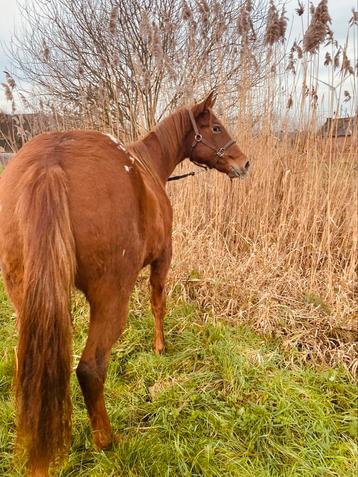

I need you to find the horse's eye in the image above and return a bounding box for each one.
[212,125,222,134]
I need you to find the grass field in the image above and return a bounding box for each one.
[1,279,357,477]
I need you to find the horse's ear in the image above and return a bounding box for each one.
[202,90,217,110]
[193,90,217,116]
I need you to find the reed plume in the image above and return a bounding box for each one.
[42,40,50,62]
[109,6,118,34]
[324,52,332,66]
[182,1,192,21]
[265,1,281,46]
[341,49,354,75]
[343,90,351,102]
[303,0,331,54]
[139,11,152,43]
[334,48,341,69]
[296,1,304,16]
[1,83,13,101]
[278,7,288,40]
[4,71,16,89]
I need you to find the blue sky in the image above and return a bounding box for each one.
[0,0,357,115]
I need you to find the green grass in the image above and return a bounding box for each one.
[0,281,357,477]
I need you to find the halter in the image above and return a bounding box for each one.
[117,109,237,184]
[188,109,236,169]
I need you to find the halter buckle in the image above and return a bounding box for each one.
[194,133,203,142]
[217,147,225,157]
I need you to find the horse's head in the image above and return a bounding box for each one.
[187,92,250,179]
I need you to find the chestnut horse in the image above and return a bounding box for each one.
[0,92,249,476]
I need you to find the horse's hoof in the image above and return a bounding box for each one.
[93,430,113,450]
[94,431,124,450]
[154,345,165,355]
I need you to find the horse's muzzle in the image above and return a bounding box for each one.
[228,160,250,179]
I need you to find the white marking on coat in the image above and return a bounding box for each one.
[104,133,119,144]
[124,165,131,173]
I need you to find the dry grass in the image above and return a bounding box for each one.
[166,133,357,376]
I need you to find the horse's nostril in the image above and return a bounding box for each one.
[244,160,250,170]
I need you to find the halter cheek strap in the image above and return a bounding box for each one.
[188,109,236,169]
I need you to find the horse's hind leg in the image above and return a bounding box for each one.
[150,250,171,354]
[1,264,23,317]
[2,265,24,368]
[76,280,131,449]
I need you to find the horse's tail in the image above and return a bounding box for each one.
[15,162,76,473]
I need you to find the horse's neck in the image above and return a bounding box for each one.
[139,135,181,183]
[130,109,191,183]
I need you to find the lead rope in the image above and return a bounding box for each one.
[168,167,208,182]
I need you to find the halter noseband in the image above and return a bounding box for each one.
[188,109,236,169]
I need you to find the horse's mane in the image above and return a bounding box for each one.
[128,106,192,165]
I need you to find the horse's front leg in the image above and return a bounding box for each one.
[150,248,172,354]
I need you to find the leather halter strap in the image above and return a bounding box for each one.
[188,109,236,169]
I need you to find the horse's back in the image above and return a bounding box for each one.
[0,130,171,292]
[0,130,140,235]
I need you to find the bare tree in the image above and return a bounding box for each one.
[9,0,269,140]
